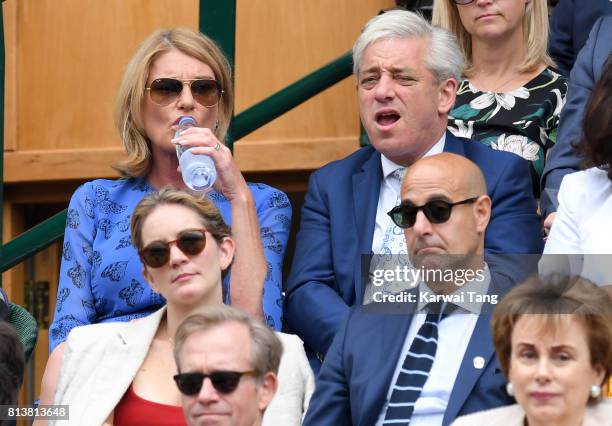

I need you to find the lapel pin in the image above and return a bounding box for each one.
[473,356,485,369]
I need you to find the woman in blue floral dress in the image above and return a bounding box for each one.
[49,28,291,351]
[433,0,567,196]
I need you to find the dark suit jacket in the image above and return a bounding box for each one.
[302,306,514,426]
[548,0,612,76]
[285,132,543,370]
[540,15,612,217]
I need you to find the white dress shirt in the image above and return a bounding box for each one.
[376,267,491,426]
[541,167,612,286]
[371,135,446,255]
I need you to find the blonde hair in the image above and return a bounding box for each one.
[432,0,554,76]
[174,305,283,376]
[114,28,234,178]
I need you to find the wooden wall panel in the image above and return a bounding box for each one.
[5,147,125,182]
[31,241,60,398]
[3,0,17,151]
[2,200,25,301]
[15,0,198,152]
[235,0,394,142]
[4,0,393,181]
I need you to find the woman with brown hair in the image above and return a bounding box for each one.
[453,275,612,425]
[543,58,612,258]
[38,188,313,425]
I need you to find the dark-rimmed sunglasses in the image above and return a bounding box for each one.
[139,228,208,268]
[145,78,223,107]
[387,198,479,229]
[454,0,475,4]
[174,370,257,395]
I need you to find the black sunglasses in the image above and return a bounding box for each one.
[387,197,479,229]
[174,370,257,395]
[145,78,223,108]
[139,228,208,268]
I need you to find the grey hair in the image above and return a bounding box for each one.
[352,9,463,82]
[174,304,283,376]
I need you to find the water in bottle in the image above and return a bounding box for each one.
[174,116,217,192]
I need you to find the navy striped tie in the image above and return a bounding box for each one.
[383,303,448,424]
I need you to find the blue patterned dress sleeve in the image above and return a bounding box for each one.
[51,183,98,350]
[49,179,161,352]
[249,183,292,330]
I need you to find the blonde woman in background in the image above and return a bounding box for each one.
[433,0,566,197]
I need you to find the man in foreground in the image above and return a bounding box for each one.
[173,305,281,426]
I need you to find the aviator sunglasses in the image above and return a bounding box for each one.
[139,228,208,268]
[145,78,223,107]
[387,198,479,229]
[174,371,257,395]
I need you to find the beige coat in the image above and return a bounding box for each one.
[52,307,314,425]
[451,401,612,426]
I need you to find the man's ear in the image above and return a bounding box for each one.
[474,195,492,233]
[438,78,458,115]
[257,372,278,411]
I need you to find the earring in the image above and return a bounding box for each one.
[506,382,514,397]
[590,384,601,399]
[214,120,219,132]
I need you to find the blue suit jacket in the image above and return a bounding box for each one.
[540,15,612,217]
[285,132,543,369]
[302,306,514,426]
[548,0,612,76]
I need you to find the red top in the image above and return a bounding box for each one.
[114,384,187,426]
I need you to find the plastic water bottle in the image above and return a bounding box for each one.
[175,116,217,192]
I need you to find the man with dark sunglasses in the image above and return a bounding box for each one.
[304,153,514,426]
[173,305,313,426]
[173,305,279,426]
[285,9,543,374]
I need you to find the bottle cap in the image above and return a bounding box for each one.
[178,116,197,127]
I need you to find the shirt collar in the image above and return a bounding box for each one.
[380,133,446,179]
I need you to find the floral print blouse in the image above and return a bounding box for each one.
[447,68,567,196]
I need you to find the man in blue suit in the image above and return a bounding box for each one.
[303,153,513,425]
[285,10,542,371]
[541,15,612,230]
[548,0,612,76]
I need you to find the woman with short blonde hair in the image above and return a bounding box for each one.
[113,28,234,178]
[49,28,291,353]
